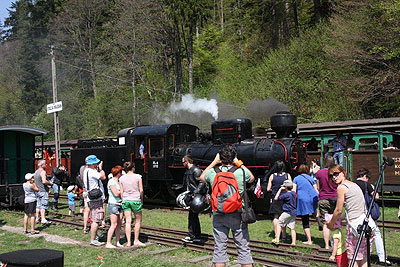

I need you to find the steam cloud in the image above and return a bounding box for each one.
[169,94,219,120]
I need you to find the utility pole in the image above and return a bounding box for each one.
[50,45,61,167]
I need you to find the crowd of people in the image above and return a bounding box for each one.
[22,144,398,267]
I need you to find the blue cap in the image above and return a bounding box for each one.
[86,155,100,165]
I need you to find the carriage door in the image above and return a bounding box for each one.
[133,136,147,187]
[146,136,165,181]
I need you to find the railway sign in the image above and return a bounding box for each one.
[47,101,63,114]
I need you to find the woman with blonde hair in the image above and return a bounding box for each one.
[327,165,376,267]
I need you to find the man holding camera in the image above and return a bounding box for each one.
[51,165,69,211]
[83,155,106,246]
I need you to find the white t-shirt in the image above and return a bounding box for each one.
[84,168,104,201]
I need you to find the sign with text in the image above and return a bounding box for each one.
[47,101,63,114]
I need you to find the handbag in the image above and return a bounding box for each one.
[241,168,257,224]
[86,171,103,200]
[363,181,381,220]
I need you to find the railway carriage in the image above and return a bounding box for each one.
[0,126,47,207]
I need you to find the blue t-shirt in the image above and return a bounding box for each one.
[331,136,347,152]
[67,192,76,205]
[278,191,297,216]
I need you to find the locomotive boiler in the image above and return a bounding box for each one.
[70,111,307,205]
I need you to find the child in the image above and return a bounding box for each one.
[23,173,39,235]
[67,185,77,215]
[326,213,348,267]
[272,180,297,245]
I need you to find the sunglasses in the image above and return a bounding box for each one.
[329,171,341,179]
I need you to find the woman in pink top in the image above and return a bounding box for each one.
[120,162,146,247]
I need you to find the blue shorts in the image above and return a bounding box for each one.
[36,191,49,210]
[108,203,123,215]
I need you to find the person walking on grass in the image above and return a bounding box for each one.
[272,179,296,246]
[23,173,39,235]
[106,165,124,249]
[120,162,146,248]
[266,160,291,242]
[293,164,319,245]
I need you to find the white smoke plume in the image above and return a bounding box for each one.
[169,94,219,120]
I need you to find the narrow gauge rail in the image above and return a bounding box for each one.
[8,210,398,265]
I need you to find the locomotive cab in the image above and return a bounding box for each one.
[130,124,198,200]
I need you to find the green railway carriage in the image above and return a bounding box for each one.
[0,126,47,207]
[289,117,400,192]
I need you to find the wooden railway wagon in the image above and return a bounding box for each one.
[0,126,47,207]
[291,117,400,192]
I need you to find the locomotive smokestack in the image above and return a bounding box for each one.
[270,111,297,138]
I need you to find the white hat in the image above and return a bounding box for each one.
[67,185,75,192]
[25,173,34,180]
[108,173,113,179]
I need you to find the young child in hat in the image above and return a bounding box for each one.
[273,179,297,245]
[67,185,77,216]
[23,173,39,235]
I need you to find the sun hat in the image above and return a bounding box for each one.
[86,155,100,165]
[67,185,75,192]
[25,173,34,180]
[282,180,293,187]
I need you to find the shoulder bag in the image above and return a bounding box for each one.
[86,170,103,200]
[363,181,380,221]
[241,168,257,224]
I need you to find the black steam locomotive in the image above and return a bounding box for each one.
[70,111,307,205]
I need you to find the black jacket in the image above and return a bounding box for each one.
[52,167,69,185]
[183,165,202,193]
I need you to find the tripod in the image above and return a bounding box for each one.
[350,158,391,267]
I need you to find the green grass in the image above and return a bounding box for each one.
[1,200,399,266]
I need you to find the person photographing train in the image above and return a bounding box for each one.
[181,155,203,243]
[200,144,255,267]
[51,165,69,211]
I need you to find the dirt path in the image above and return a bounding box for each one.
[0,224,85,245]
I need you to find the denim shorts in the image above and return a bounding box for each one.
[36,191,49,210]
[108,203,123,215]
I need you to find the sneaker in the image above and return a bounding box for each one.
[379,260,391,265]
[105,243,116,249]
[41,220,51,225]
[116,242,124,248]
[181,236,193,243]
[192,238,202,244]
[90,240,105,247]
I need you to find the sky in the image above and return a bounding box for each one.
[0,0,14,26]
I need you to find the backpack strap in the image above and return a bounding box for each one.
[214,167,221,173]
[229,166,238,173]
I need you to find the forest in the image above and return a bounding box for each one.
[0,0,399,140]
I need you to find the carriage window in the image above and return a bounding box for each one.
[168,134,175,150]
[149,137,164,158]
[358,137,388,151]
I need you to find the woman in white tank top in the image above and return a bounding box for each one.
[327,165,375,267]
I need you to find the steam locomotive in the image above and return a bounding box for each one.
[70,111,307,206]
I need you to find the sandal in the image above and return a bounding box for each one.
[83,229,89,234]
[30,230,40,235]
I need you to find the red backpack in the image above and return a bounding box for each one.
[211,166,242,213]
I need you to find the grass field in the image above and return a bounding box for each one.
[0,199,399,266]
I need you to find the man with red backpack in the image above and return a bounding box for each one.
[200,144,255,267]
